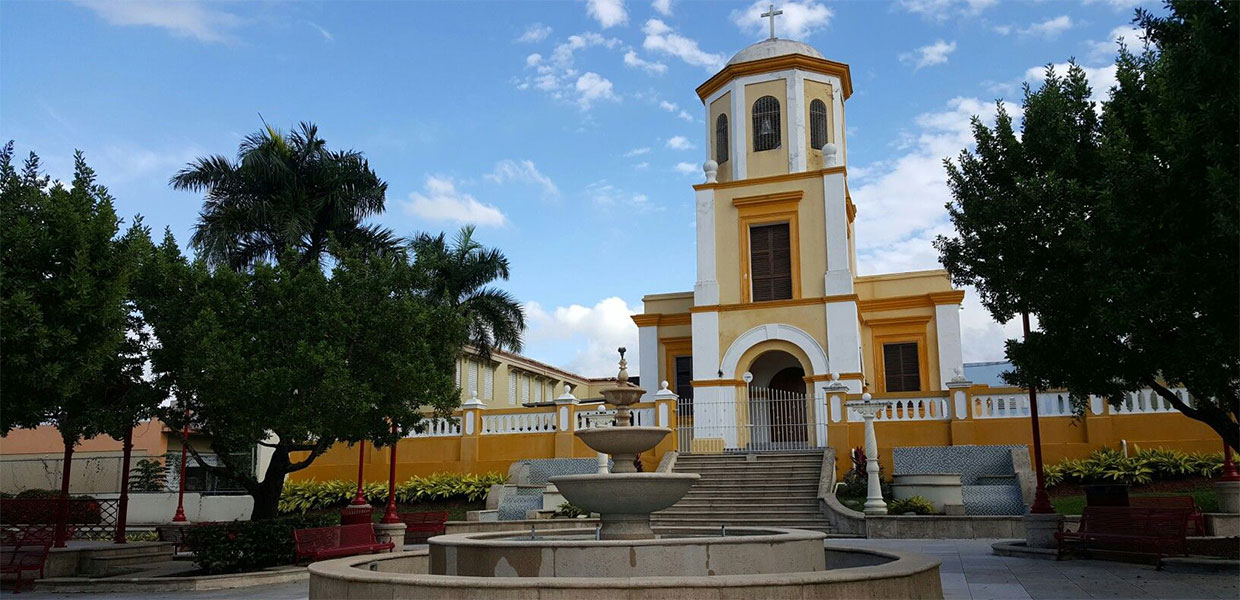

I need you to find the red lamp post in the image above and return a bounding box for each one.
[114,428,134,543]
[172,406,190,522]
[381,423,400,524]
[351,442,368,506]
[1023,313,1055,514]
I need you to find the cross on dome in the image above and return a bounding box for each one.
[760,4,783,40]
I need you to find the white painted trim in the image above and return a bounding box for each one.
[729,82,746,180]
[694,188,717,306]
[822,170,853,295]
[788,72,806,173]
[934,303,964,391]
[825,299,862,382]
[719,323,828,378]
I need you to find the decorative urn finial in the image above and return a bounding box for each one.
[616,347,629,385]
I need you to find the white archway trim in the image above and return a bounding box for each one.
[719,323,829,378]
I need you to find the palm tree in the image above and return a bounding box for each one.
[411,226,525,359]
[170,121,399,270]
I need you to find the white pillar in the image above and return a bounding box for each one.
[638,325,659,401]
[694,187,718,306]
[847,394,890,515]
[934,302,965,391]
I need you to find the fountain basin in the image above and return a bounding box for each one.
[573,426,670,458]
[549,472,699,539]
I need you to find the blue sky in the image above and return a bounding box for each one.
[1,0,1153,376]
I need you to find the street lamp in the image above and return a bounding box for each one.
[172,405,190,523]
[381,422,401,524]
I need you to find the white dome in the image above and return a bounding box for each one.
[726,38,824,66]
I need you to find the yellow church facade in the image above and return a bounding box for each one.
[632,38,966,452]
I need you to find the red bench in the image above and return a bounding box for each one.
[1128,496,1205,536]
[1,539,52,593]
[1056,506,1191,567]
[293,523,393,563]
[397,511,448,543]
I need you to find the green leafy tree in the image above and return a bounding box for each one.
[135,236,467,519]
[0,143,144,543]
[170,121,399,270]
[129,458,168,492]
[411,226,525,360]
[937,0,1239,450]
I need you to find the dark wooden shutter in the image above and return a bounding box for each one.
[883,343,921,392]
[750,223,792,302]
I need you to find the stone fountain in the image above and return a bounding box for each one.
[548,348,700,540]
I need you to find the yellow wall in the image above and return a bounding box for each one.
[710,92,732,183]
[744,79,789,178]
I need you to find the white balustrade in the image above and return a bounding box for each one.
[576,407,657,429]
[407,417,461,438]
[847,396,950,422]
[1109,387,1186,415]
[481,411,557,434]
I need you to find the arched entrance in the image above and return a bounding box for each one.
[745,350,809,450]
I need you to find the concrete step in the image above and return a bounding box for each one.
[689,478,820,487]
[80,548,178,577]
[675,458,822,467]
[675,465,822,473]
[652,519,836,532]
[674,497,818,505]
[672,503,819,511]
[657,508,824,517]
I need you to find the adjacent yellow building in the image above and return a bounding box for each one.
[633,37,965,452]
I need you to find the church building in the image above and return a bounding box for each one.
[632,35,966,452]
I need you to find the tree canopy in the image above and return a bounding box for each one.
[936,0,1238,449]
[170,121,399,270]
[135,237,468,518]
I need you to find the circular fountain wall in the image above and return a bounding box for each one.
[429,527,827,577]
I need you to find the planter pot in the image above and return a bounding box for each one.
[1083,483,1130,507]
[891,473,963,514]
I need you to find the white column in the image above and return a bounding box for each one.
[822,168,852,295]
[730,82,746,180]
[825,300,862,393]
[847,394,889,515]
[934,302,965,391]
[787,73,806,173]
[638,325,659,401]
[694,187,718,306]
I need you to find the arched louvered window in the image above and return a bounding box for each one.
[715,114,729,164]
[810,99,829,150]
[752,96,781,152]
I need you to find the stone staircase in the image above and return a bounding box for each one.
[653,451,839,534]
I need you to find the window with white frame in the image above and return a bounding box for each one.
[508,372,517,405]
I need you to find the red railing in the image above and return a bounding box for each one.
[0,498,119,541]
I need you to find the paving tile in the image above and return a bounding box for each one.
[1022,582,1093,599]
[968,583,1033,600]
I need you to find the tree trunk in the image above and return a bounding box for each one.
[54,437,75,548]
[114,428,133,543]
[1148,381,1239,452]
[249,447,292,520]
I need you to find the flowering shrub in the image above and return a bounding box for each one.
[183,513,338,573]
[887,496,937,515]
[278,472,505,514]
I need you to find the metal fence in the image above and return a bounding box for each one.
[0,498,119,541]
[676,386,817,453]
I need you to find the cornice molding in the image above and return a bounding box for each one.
[693,166,846,191]
[697,54,854,102]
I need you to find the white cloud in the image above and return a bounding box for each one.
[899,40,957,70]
[485,159,559,196]
[673,161,697,174]
[1087,25,1145,63]
[403,175,507,227]
[574,72,619,109]
[624,147,651,157]
[633,161,649,170]
[71,0,241,43]
[642,19,725,71]
[898,0,996,21]
[517,23,552,43]
[585,180,661,212]
[525,53,542,67]
[94,143,204,184]
[666,135,694,150]
[652,0,673,17]
[552,32,623,67]
[1083,0,1142,10]
[586,0,628,29]
[731,1,832,40]
[624,50,667,75]
[655,100,695,122]
[524,297,641,377]
[1019,15,1073,38]
[307,21,333,42]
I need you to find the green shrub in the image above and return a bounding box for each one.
[887,496,936,515]
[183,513,339,574]
[278,472,506,514]
[554,502,585,518]
[1045,448,1223,487]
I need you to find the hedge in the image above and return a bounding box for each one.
[183,513,338,574]
[1044,447,1223,487]
[278,472,505,514]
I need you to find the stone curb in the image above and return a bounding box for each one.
[37,565,307,593]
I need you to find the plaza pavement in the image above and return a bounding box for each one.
[14,539,1238,600]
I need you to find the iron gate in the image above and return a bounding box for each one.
[676,385,819,453]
